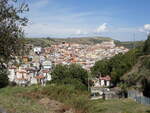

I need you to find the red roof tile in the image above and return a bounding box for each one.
[42,70,49,73]
[35,75,45,79]
[100,76,111,81]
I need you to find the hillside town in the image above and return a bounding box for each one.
[8,40,129,86]
[2,0,150,112]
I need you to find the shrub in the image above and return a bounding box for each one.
[0,68,9,88]
[61,78,87,91]
[40,84,90,113]
[9,81,17,86]
[70,95,90,113]
[143,35,150,55]
[51,63,88,90]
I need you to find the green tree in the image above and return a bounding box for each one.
[0,0,28,64]
[91,49,139,85]
[91,59,110,76]
[51,64,88,90]
[51,64,69,82]
[142,77,150,97]
[68,64,88,85]
[143,34,150,55]
[0,0,28,88]
[0,67,9,88]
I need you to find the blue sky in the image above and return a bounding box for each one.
[23,0,150,41]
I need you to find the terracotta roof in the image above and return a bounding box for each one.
[17,78,27,80]
[9,66,17,69]
[17,70,27,73]
[26,68,36,71]
[100,76,111,81]
[35,75,45,79]
[42,70,49,73]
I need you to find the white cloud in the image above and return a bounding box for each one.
[138,24,150,34]
[75,30,88,35]
[76,30,81,35]
[96,23,108,33]
[144,24,150,31]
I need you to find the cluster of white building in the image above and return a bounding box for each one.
[8,56,52,86]
[46,40,129,70]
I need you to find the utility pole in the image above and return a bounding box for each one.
[88,71,90,92]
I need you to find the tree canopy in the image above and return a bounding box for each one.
[0,0,28,64]
[51,64,88,90]
[143,34,150,55]
[0,0,28,88]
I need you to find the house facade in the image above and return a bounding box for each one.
[93,75,111,88]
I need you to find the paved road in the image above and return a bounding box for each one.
[0,107,7,113]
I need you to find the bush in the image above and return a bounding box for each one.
[61,78,87,90]
[0,68,9,88]
[51,63,88,90]
[142,57,150,69]
[70,95,90,113]
[143,35,150,55]
[41,85,76,102]
[39,84,90,113]
[9,81,17,86]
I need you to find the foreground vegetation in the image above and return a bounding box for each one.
[0,85,150,113]
[51,64,88,91]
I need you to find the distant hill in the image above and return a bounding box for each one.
[25,36,113,47]
[54,36,113,44]
[25,37,144,49]
[115,41,144,49]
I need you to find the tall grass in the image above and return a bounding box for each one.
[35,84,91,113]
[0,85,150,113]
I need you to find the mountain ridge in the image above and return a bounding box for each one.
[25,36,144,49]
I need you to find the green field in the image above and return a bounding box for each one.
[0,85,149,113]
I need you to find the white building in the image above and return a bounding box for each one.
[101,40,116,48]
[42,70,52,81]
[42,61,52,69]
[99,76,111,87]
[33,47,42,54]
[8,66,17,82]
[93,75,111,87]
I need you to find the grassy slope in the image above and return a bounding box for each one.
[0,87,46,113]
[91,99,150,113]
[0,85,150,113]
